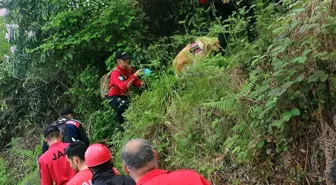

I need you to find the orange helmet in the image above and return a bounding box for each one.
[85,143,112,167]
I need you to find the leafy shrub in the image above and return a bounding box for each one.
[2,134,42,184]
[2,0,336,184]
[0,157,8,184]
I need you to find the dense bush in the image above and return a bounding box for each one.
[1,0,336,184]
[112,0,336,184]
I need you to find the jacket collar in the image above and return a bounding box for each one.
[49,141,62,148]
[137,169,169,185]
[92,168,115,183]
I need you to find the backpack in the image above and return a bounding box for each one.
[51,117,74,143]
[100,71,112,99]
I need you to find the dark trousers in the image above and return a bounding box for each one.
[206,0,257,53]
[108,95,129,124]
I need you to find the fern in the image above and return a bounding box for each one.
[202,95,236,112]
[237,75,258,99]
[202,75,258,112]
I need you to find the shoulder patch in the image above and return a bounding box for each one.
[66,120,80,128]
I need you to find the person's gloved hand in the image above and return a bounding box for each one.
[134,69,144,77]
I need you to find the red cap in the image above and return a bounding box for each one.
[85,143,112,167]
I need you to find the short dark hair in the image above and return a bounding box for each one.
[61,107,74,116]
[121,139,155,170]
[65,141,88,161]
[45,131,60,140]
[43,125,60,138]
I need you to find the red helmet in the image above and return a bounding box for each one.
[85,143,112,167]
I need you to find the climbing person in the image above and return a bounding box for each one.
[42,107,90,154]
[38,125,76,185]
[84,143,135,185]
[107,50,145,124]
[65,141,92,185]
[121,139,211,185]
[58,107,90,145]
[199,0,257,52]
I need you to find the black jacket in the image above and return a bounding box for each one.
[92,169,135,185]
[41,118,90,154]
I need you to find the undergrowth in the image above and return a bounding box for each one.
[111,0,336,184]
[2,0,336,184]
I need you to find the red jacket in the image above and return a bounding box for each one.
[67,168,92,185]
[38,142,76,185]
[107,65,142,97]
[66,167,120,185]
[137,169,211,185]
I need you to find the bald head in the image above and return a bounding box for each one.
[121,139,155,171]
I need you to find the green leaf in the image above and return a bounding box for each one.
[224,138,235,148]
[282,81,293,91]
[299,23,319,33]
[291,56,307,64]
[271,58,282,69]
[291,8,305,13]
[290,20,299,29]
[265,97,278,108]
[281,111,292,121]
[295,74,305,82]
[272,119,284,128]
[257,140,265,149]
[272,27,284,34]
[284,37,293,46]
[239,8,245,14]
[232,146,241,153]
[271,45,286,56]
[303,49,312,56]
[211,119,218,128]
[268,87,282,97]
[290,108,300,116]
[309,12,323,23]
[105,35,112,42]
[308,70,329,83]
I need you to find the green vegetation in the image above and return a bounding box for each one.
[0,18,9,58]
[1,0,336,184]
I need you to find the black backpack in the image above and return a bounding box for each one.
[51,117,75,143]
[41,117,80,154]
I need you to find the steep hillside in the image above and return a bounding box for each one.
[113,0,336,184]
[1,0,336,184]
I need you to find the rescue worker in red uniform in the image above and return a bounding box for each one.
[84,143,135,185]
[65,141,93,185]
[38,125,76,185]
[107,50,144,124]
[121,139,211,185]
